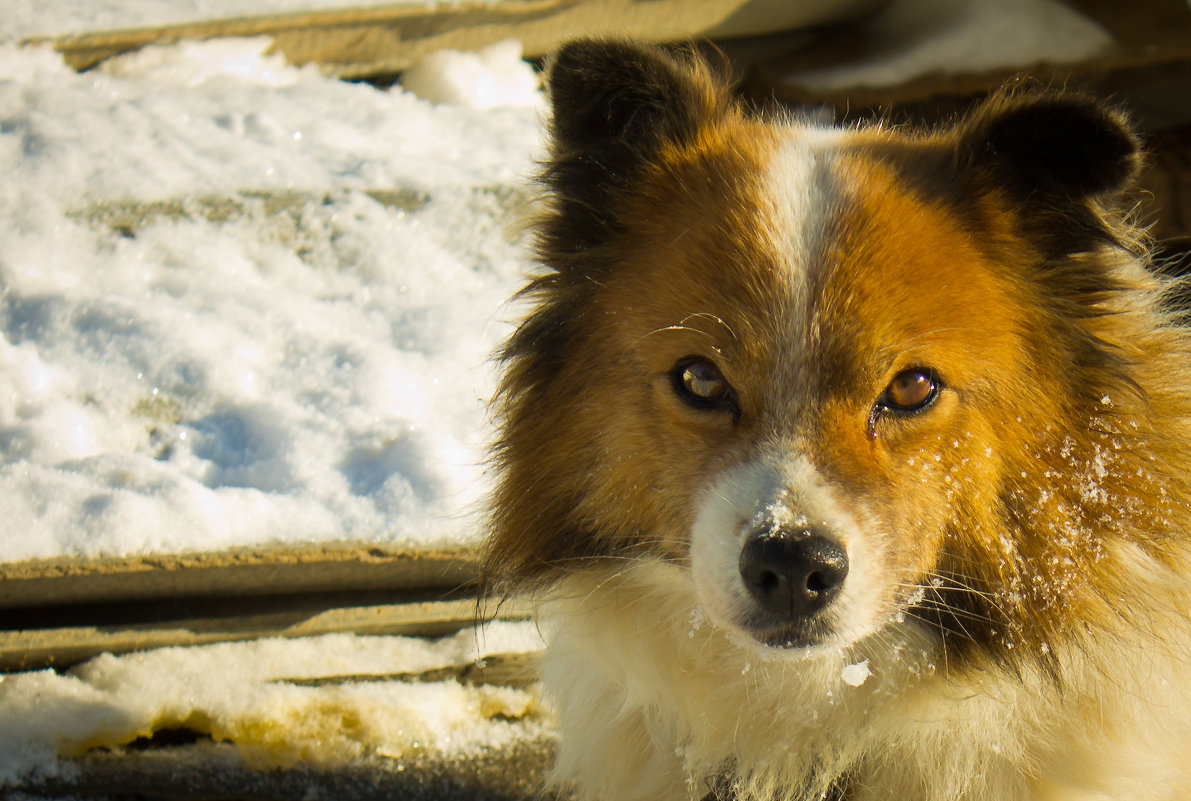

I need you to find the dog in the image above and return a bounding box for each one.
[485,39,1191,800]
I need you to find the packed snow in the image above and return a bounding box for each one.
[1,27,546,792]
[0,37,543,562]
[0,622,548,785]
[402,40,545,110]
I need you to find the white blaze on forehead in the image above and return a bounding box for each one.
[760,125,848,296]
[751,124,849,399]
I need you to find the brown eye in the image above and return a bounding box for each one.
[673,357,733,410]
[882,368,939,412]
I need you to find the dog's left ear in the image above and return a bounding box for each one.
[957,88,1141,216]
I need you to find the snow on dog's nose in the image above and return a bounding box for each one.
[690,457,889,652]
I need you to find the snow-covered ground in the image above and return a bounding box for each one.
[0,35,551,785]
[0,27,544,792]
[0,37,543,562]
[1,620,549,785]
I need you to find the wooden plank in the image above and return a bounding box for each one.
[0,543,479,610]
[275,649,542,688]
[1147,126,1191,250]
[748,50,1191,121]
[0,595,533,671]
[18,737,560,801]
[33,0,880,79]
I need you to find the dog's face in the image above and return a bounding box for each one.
[489,41,1151,664]
[579,133,1037,651]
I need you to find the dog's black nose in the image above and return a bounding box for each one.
[738,529,849,619]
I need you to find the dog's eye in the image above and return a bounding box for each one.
[882,368,939,412]
[673,357,732,408]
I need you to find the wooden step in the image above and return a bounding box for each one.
[0,594,532,671]
[743,0,1191,131]
[0,543,510,671]
[0,543,478,609]
[70,188,430,236]
[17,736,560,801]
[30,0,879,79]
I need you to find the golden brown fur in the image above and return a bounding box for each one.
[486,40,1191,800]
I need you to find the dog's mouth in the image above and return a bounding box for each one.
[741,614,835,650]
[756,628,819,649]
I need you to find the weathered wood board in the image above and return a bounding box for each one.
[0,543,479,609]
[72,188,430,236]
[34,0,881,79]
[744,0,1191,129]
[0,542,510,670]
[18,737,564,801]
[1,595,535,672]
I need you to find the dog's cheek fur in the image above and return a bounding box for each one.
[488,69,790,588]
[819,115,1191,671]
[482,44,721,587]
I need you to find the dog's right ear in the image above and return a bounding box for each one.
[548,39,725,162]
[542,39,730,251]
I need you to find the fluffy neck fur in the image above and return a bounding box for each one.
[540,551,1191,801]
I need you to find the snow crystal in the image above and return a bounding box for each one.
[904,584,926,608]
[688,605,708,638]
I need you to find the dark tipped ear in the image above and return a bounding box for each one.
[959,88,1141,204]
[547,38,725,160]
[540,39,731,254]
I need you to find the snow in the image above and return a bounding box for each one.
[782,0,1112,92]
[0,36,543,561]
[0,622,548,785]
[840,659,871,687]
[0,36,551,782]
[402,40,544,110]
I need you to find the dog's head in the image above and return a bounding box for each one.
[488,40,1175,666]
